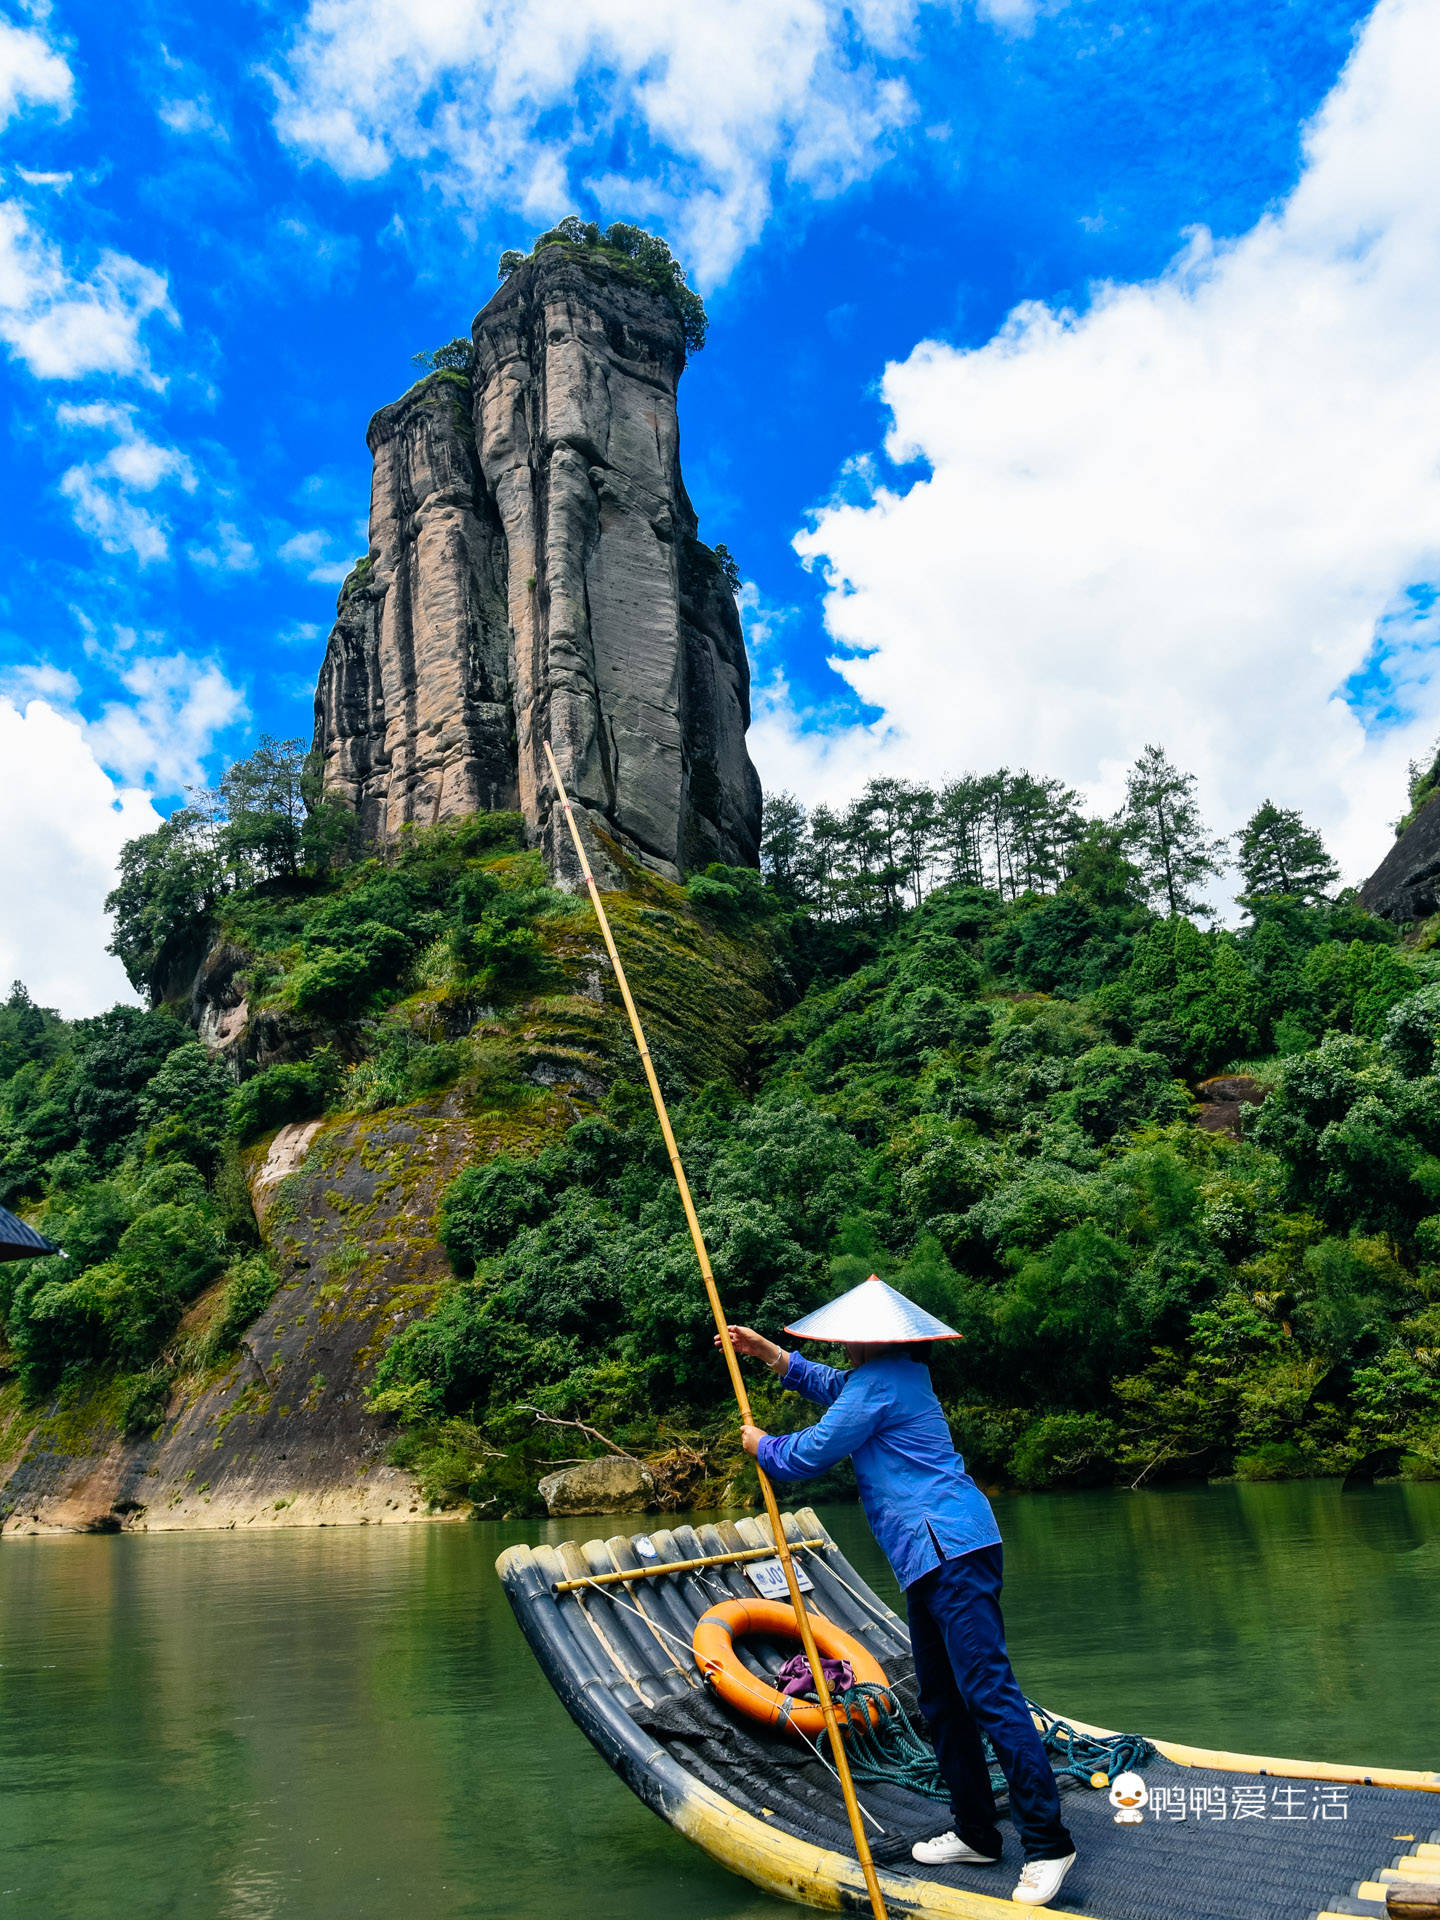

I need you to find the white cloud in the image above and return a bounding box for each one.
[774,0,1440,889]
[0,19,72,130]
[157,95,228,140]
[0,198,177,381]
[269,0,955,280]
[279,525,349,581]
[1,660,80,704]
[189,520,256,572]
[55,403,196,562]
[0,698,158,1016]
[84,652,248,791]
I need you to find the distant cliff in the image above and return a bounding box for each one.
[312,246,762,882]
[1362,797,1440,928]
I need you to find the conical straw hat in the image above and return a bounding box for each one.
[785,1274,959,1343]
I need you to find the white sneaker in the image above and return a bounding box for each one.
[1011,1853,1076,1907]
[910,1830,1000,1866]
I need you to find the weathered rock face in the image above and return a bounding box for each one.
[0,1102,492,1535]
[1195,1074,1265,1139]
[313,376,517,842]
[312,248,762,880]
[1361,792,1440,924]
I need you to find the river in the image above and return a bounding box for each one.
[0,1480,1435,1919]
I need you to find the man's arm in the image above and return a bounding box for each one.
[717,1325,849,1408]
[778,1350,848,1408]
[757,1375,885,1483]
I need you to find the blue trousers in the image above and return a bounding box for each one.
[907,1545,1073,1863]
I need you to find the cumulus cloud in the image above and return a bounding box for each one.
[0,638,246,1009]
[0,198,177,382]
[771,0,1440,887]
[189,520,256,572]
[0,18,72,129]
[268,0,954,280]
[0,698,159,1016]
[55,402,196,562]
[156,94,228,141]
[83,651,248,792]
[278,525,349,582]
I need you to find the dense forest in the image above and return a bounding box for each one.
[2,737,1439,1511]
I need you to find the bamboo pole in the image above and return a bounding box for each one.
[543,743,890,1920]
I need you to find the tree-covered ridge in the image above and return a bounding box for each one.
[497,215,708,353]
[374,869,1440,1503]
[0,809,599,1428]
[757,744,1349,926]
[5,733,1440,1513]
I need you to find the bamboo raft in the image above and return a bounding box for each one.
[498,1507,1440,1920]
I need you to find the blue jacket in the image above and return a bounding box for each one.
[757,1350,1001,1591]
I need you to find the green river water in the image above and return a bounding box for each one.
[0,1480,1435,1920]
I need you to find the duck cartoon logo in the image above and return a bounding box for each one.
[1109,1772,1149,1824]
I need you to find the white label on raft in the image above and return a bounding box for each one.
[745,1557,813,1599]
[634,1536,658,1560]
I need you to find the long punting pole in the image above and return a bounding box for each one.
[543,744,890,1920]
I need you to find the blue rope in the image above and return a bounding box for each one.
[830,1681,1151,1801]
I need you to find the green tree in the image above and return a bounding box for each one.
[0,982,65,1080]
[411,336,473,376]
[218,734,308,882]
[105,808,225,997]
[712,543,741,593]
[760,792,810,900]
[1235,799,1339,907]
[1117,745,1227,918]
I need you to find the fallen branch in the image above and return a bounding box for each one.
[1130,1441,1174,1490]
[519,1405,637,1459]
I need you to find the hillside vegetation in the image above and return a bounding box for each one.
[3,740,1439,1515]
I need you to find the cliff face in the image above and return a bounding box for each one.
[0,856,779,1535]
[312,249,762,880]
[313,376,517,839]
[1361,792,1440,924]
[0,1107,479,1535]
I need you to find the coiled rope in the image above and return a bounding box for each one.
[831,1681,1151,1800]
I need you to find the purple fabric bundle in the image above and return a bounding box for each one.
[776,1653,854,1698]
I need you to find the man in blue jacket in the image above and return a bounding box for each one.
[722,1274,1076,1909]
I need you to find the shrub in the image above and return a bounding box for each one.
[1009,1412,1117,1489]
[1064,1046,1190,1143]
[227,1050,343,1144]
[1232,1440,1309,1481]
[441,1156,553,1272]
[190,1255,278,1367]
[119,1367,173,1437]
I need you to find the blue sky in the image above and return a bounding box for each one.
[2,0,1437,1011]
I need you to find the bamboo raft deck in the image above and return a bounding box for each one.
[497,1507,1440,1920]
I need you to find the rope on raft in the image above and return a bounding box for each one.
[830,1681,1152,1800]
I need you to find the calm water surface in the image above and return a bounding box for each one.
[0,1481,1435,1920]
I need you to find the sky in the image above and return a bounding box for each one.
[1,0,1438,1014]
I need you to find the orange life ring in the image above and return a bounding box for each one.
[691,1598,889,1738]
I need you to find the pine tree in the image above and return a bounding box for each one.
[1234,799,1339,906]
[1117,744,1227,918]
[759,792,809,899]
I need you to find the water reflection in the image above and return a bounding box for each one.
[0,1481,1432,1920]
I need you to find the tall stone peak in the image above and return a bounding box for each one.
[312,245,762,881]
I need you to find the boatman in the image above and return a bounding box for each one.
[720,1274,1077,1909]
